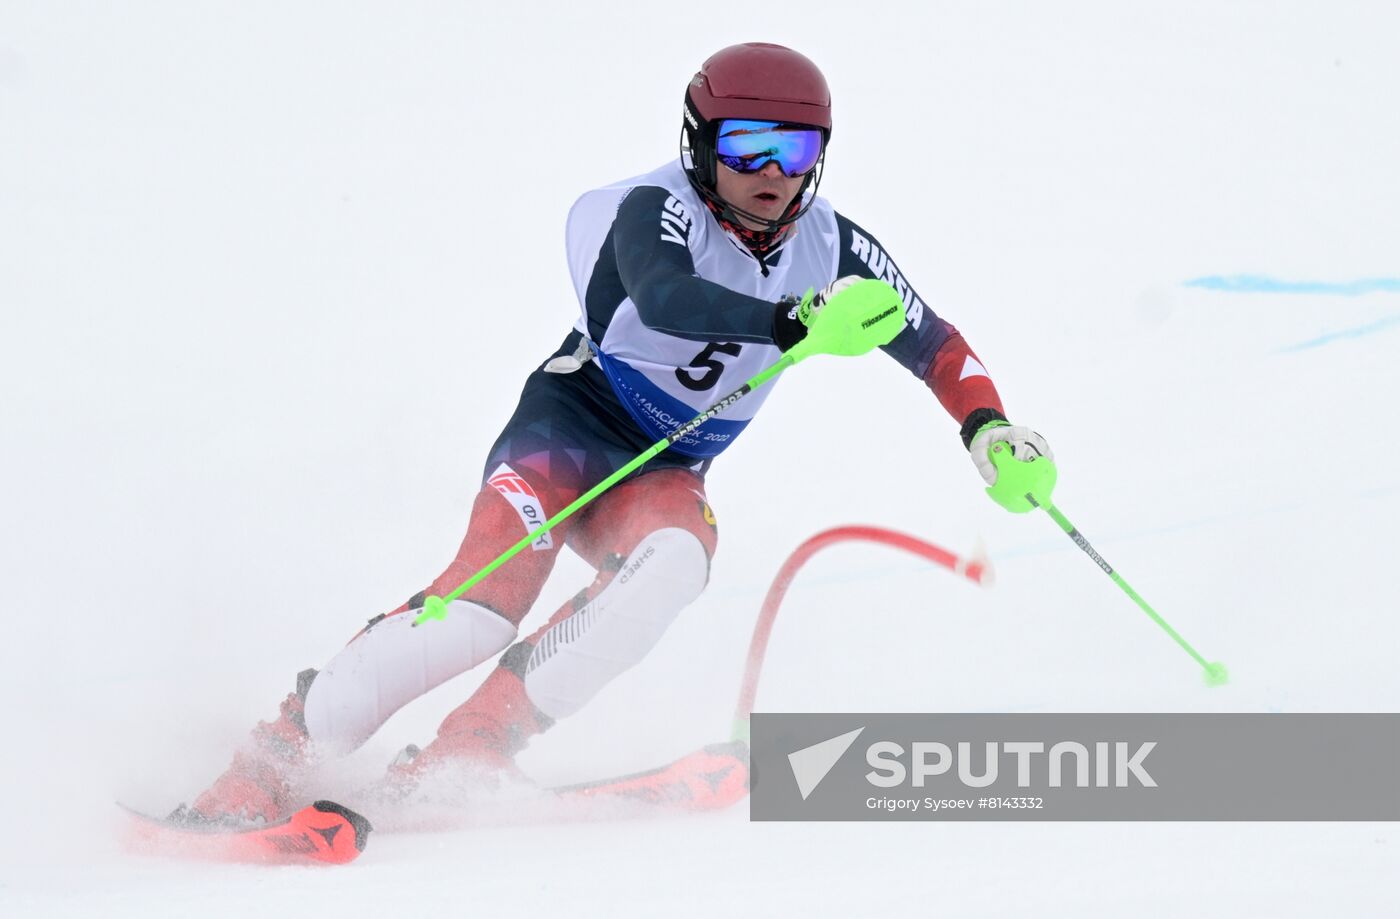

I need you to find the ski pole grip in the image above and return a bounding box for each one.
[786,278,905,362]
[987,442,1057,513]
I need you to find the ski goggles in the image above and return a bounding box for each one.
[714,119,824,177]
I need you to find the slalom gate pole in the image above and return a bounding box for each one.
[1026,495,1229,687]
[730,526,991,743]
[414,279,909,626]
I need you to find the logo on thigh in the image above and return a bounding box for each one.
[687,488,717,529]
[488,463,554,551]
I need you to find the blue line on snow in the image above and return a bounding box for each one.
[1279,314,1400,352]
[1184,275,1400,296]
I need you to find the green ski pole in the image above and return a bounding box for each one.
[414,279,908,627]
[987,443,1228,686]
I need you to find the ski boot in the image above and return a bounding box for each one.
[178,668,318,827]
[383,649,552,799]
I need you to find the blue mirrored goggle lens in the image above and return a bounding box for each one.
[715,120,824,177]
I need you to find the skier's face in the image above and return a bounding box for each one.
[714,159,805,231]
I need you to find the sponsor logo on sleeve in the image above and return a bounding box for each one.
[660,195,694,247]
[487,463,553,551]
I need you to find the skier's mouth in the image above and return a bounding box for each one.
[754,192,781,204]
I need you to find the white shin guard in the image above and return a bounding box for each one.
[303,600,517,754]
[524,527,709,721]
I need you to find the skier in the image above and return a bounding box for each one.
[187,41,1054,824]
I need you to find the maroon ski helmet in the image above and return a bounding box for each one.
[687,42,831,132]
[682,42,832,225]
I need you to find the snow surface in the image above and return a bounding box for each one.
[2,1,1398,916]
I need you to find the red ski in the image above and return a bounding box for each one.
[552,740,749,811]
[122,800,372,865]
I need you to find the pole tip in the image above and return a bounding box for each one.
[1203,661,1229,687]
[412,595,449,627]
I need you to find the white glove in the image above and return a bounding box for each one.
[802,274,862,324]
[969,423,1054,486]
